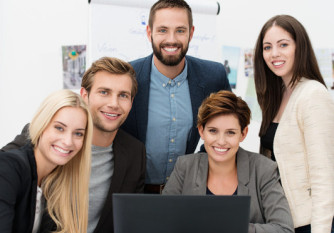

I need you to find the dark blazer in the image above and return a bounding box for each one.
[122,54,231,154]
[163,147,294,233]
[1,125,146,233]
[0,143,38,233]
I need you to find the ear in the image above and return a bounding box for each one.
[189,26,195,42]
[198,125,204,139]
[80,87,89,104]
[240,126,248,142]
[147,25,152,42]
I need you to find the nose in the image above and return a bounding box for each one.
[62,132,74,147]
[166,31,177,43]
[271,46,280,58]
[107,94,119,109]
[217,133,226,145]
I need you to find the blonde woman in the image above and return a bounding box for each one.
[0,89,93,233]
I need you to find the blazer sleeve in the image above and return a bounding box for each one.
[250,160,294,233]
[162,157,186,195]
[134,144,146,193]
[300,87,334,233]
[1,123,30,152]
[0,153,22,232]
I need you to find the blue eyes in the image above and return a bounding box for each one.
[55,126,84,137]
[55,126,64,132]
[263,43,288,51]
[75,132,84,137]
[99,90,129,99]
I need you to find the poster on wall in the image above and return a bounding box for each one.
[221,46,240,89]
[243,49,262,122]
[62,45,86,89]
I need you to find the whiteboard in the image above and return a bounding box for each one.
[88,0,221,64]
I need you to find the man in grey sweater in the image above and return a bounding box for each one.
[1,57,146,233]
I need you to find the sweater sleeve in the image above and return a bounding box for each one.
[300,86,334,233]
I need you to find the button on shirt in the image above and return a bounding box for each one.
[145,59,193,184]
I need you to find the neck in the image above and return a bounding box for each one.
[92,127,117,147]
[281,75,294,90]
[153,56,185,79]
[34,148,55,186]
[208,157,237,177]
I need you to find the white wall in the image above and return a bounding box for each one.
[1,0,334,151]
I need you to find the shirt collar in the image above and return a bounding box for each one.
[151,58,188,88]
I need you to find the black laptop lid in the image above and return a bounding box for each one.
[113,193,250,233]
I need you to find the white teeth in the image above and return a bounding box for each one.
[105,113,118,117]
[164,47,177,52]
[273,61,284,66]
[214,147,228,152]
[54,146,70,154]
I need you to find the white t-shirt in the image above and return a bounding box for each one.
[32,186,44,233]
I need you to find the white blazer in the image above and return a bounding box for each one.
[274,78,334,233]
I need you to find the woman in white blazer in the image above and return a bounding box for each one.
[163,90,294,233]
[254,14,334,233]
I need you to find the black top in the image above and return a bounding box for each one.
[206,186,238,196]
[261,122,278,161]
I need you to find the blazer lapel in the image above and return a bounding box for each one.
[236,147,250,195]
[132,55,152,143]
[187,56,205,129]
[194,153,208,195]
[93,130,128,232]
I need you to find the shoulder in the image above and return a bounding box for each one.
[0,144,33,167]
[239,147,277,175]
[186,55,224,71]
[176,153,207,167]
[115,129,144,146]
[129,55,152,70]
[296,78,328,97]
[114,129,145,155]
[0,144,35,181]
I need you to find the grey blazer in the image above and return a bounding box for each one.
[163,147,294,233]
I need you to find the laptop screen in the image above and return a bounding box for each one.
[113,193,250,233]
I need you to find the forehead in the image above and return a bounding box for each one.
[263,26,293,42]
[206,114,240,129]
[91,71,132,92]
[52,106,87,128]
[153,7,190,28]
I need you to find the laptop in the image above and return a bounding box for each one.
[113,193,250,233]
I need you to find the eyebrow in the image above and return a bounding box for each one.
[97,87,131,95]
[54,121,86,131]
[263,38,291,45]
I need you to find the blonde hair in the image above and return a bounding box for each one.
[29,89,93,233]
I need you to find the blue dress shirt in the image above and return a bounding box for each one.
[145,59,192,184]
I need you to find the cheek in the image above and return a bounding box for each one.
[74,138,84,151]
[263,52,270,64]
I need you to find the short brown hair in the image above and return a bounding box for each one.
[149,0,193,29]
[81,57,138,99]
[197,90,251,131]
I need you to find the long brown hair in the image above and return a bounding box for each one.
[254,14,325,136]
